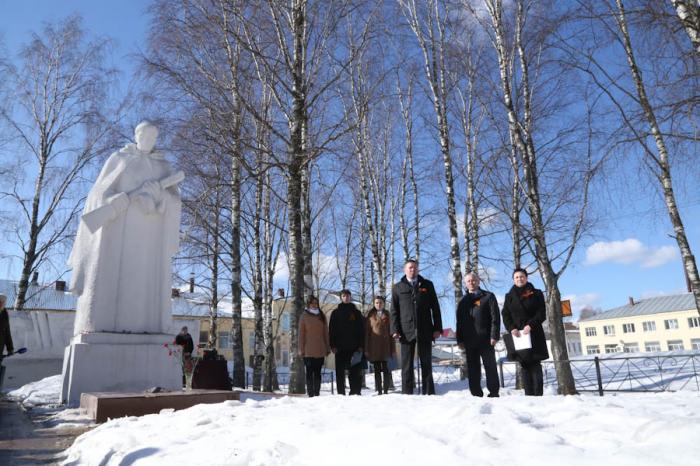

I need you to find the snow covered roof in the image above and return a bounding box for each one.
[155,292,258,318]
[579,293,697,322]
[0,279,75,311]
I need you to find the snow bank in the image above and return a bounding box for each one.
[7,374,62,407]
[63,390,700,466]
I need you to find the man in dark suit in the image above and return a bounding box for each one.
[456,273,500,397]
[390,259,442,395]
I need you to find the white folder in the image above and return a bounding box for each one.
[513,332,532,351]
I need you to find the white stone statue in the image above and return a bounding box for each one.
[69,121,183,335]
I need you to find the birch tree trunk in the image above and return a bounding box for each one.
[252,159,266,391]
[402,0,462,304]
[484,0,579,394]
[230,151,246,388]
[670,0,700,52]
[263,169,282,392]
[301,163,315,298]
[616,0,700,314]
[208,185,222,349]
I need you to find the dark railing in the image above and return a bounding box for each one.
[497,353,700,395]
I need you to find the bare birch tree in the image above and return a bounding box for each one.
[474,0,602,394]
[236,0,366,393]
[0,17,118,310]
[401,0,463,305]
[397,76,422,264]
[567,0,700,314]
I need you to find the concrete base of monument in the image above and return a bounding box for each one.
[60,332,182,407]
[81,390,240,423]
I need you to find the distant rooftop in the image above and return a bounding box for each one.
[0,279,75,311]
[579,293,697,322]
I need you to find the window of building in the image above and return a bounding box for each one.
[199,330,208,344]
[623,343,639,353]
[645,341,661,352]
[282,350,290,367]
[218,331,231,349]
[643,321,656,332]
[586,345,600,355]
[688,317,700,329]
[664,319,679,330]
[691,339,700,350]
[667,340,684,351]
[603,325,615,336]
[605,344,620,354]
[585,327,597,337]
[568,342,581,355]
[281,313,290,332]
[622,323,635,334]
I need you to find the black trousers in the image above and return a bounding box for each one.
[521,361,543,396]
[335,350,362,395]
[304,357,324,397]
[465,345,499,397]
[400,339,435,395]
[372,361,390,394]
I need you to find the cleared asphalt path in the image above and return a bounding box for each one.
[0,399,90,465]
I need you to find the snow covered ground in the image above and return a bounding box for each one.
[5,369,700,465]
[62,389,700,466]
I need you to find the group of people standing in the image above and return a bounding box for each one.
[298,259,548,398]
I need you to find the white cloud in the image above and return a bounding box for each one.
[274,251,342,289]
[273,253,290,282]
[584,239,678,268]
[457,207,501,237]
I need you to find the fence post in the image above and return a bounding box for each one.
[498,360,505,388]
[331,371,335,395]
[594,357,604,396]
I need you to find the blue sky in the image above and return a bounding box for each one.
[1,1,698,329]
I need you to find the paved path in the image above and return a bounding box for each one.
[0,399,90,465]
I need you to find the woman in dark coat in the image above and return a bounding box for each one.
[501,268,548,396]
[329,289,365,395]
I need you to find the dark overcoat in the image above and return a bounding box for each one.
[390,275,442,343]
[501,283,549,362]
[456,289,500,349]
[329,303,365,351]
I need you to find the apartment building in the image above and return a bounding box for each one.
[579,293,700,355]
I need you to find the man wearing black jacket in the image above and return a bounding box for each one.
[390,259,442,395]
[456,273,500,397]
[329,290,365,395]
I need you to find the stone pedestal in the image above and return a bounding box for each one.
[61,332,181,407]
